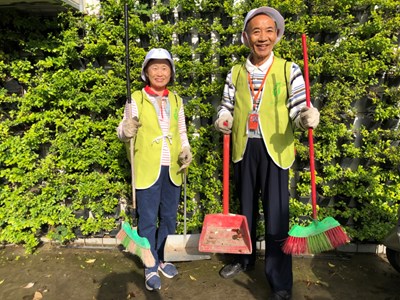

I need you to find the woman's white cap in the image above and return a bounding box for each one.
[141,48,175,82]
[241,6,285,47]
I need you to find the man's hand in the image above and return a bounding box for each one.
[300,107,320,129]
[179,146,192,170]
[121,116,141,139]
[214,113,233,134]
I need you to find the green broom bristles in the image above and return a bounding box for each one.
[306,231,333,254]
[282,217,350,255]
[116,221,155,267]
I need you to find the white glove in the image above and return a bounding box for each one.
[179,146,192,170]
[300,107,320,129]
[214,113,233,134]
[121,116,141,139]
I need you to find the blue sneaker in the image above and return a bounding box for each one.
[144,268,161,291]
[158,262,178,278]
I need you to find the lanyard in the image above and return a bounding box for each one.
[248,58,274,111]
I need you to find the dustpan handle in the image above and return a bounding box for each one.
[183,169,187,236]
[302,34,317,220]
[223,134,230,215]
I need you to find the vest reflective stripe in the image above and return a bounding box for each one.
[131,90,182,189]
[231,58,295,169]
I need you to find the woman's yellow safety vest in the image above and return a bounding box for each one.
[129,90,183,189]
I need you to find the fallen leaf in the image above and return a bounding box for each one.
[328,262,335,268]
[189,275,197,281]
[0,279,4,285]
[33,291,43,300]
[23,282,35,288]
[85,259,96,264]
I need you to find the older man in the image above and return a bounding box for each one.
[214,7,320,300]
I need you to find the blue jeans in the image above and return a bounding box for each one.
[136,166,181,268]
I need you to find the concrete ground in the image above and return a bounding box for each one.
[0,243,399,300]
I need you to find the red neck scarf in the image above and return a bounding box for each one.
[144,85,169,97]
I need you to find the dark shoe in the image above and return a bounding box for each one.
[219,262,254,279]
[268,290,292,300]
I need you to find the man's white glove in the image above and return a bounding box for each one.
[214,113,233,134]
[300,107,320,129]
[179,146,192,170]
[121,116,141,139]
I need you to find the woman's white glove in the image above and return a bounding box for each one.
[121,116,141,139]
[179,146,192,170]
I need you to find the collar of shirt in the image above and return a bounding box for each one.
[144,88,168,105]
[245,52,275,74]
[143,88,171,120]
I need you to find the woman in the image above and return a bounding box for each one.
[117,48,192,291]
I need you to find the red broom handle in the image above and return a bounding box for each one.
[302,34,318,220]
[223,134,230,215]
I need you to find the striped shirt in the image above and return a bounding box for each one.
[217,52,308,132]
[117,89,190,166]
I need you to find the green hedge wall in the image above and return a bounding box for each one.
[0,0,399,252]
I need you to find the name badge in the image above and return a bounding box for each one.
[248,112,259,131]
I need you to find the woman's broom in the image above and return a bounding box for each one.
[115,2,155,268]
[282,34,350,255]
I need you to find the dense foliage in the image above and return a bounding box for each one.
[0,0,399,252]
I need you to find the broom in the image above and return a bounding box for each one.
[115,2,155,268]
[282,34,350,255]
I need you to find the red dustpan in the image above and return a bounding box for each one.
[198,134,252,254]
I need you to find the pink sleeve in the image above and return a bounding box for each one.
[178,104,190,149]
